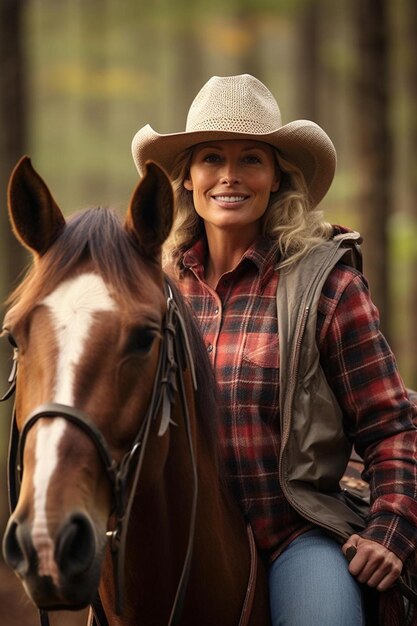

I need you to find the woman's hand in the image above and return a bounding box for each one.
[342,534,403,591]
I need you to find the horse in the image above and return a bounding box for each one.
[1,157,271,626]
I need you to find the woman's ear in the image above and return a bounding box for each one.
[271,168,281,193]
[184,177,193,191]
[271,180,280,193]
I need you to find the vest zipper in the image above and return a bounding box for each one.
[278,303,348,542]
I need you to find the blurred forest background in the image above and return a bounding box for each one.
[0,0,416,623]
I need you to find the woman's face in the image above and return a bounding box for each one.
[183,140,280,237]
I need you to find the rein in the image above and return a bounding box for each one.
[2,282,199,626]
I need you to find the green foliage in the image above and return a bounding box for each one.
[2,0,413,388]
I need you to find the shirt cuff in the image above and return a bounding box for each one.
[360,513,417,562]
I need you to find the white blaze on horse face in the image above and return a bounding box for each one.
[30,273,116,585]
[42,272,117,404]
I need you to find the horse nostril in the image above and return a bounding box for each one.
[3,520,29,575]
[55,514,96,577]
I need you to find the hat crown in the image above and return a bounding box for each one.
[185,74,283,135]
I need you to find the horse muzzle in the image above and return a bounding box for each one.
[2,511,104,610]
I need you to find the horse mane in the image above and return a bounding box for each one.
[165,276,222,466]
[7,206,221,466]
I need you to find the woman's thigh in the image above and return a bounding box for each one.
[268,529,366,626]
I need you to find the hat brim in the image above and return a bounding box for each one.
[131,121,336,208]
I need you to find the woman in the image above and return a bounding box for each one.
[131,74,417,625]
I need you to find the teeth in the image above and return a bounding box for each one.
[214,195,246,203]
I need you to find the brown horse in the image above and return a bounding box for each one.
[1,157,271,626]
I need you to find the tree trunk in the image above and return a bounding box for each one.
[0,0,27,535]
[296,0,320,121]
[354,0,392,337]
[0,0,28,286]
[404,0,417,386]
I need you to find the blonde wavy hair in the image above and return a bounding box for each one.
[163,146,333,273]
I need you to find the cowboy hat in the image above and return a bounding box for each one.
[131,74,336,208]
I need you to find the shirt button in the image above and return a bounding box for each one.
[214,307,219,315]
[207,344,213,353]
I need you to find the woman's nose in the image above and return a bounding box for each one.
[220,163,241,184]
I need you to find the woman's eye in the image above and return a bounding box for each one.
[243,155,262,164]
[203,153,221,163]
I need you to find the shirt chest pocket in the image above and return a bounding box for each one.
[242,333,279,369]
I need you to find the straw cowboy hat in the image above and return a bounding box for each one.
[131,74,336,208]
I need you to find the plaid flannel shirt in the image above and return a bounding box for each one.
[177,236,417,564]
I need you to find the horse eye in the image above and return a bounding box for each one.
[126,328,156,354]
[1,329,18,349]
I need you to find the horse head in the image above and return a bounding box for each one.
[2,156,177,610]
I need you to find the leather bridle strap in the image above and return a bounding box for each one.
[18,404,119,487]
[238,524,258,626]
[6,411,19,514]
[166,305,198,626]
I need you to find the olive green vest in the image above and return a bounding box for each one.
[277,232,367,542]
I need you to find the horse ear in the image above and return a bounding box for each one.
[125,161,174,259]
[8,156,66,256]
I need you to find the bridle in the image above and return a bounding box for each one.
[2,281,198,626]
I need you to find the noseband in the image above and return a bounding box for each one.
[2,282,198,626]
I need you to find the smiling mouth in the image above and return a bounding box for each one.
[212,195,249,203]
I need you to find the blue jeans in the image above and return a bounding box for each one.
[268,529,366,626]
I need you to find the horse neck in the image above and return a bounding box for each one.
[164,374,254,624]
[99,371,251,626]
[98,405,194,625]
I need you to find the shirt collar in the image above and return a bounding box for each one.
[182,236,278,288]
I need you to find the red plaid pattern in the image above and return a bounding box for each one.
[177,237,417,563]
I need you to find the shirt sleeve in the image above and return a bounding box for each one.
[318,266,417,562]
